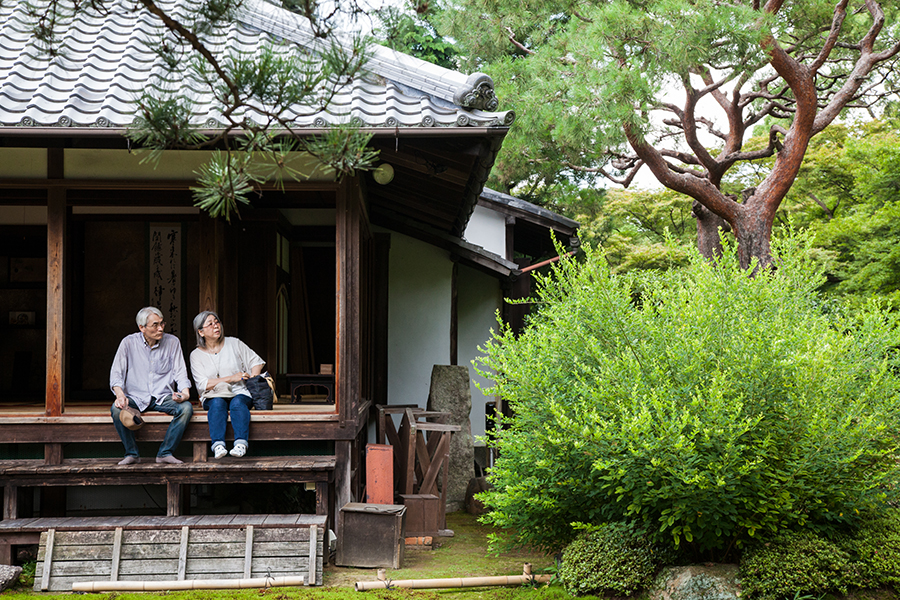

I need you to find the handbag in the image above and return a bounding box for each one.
[246,372,275,410]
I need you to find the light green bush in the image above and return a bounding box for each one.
[558,524,675,596]
[477,236,900,556]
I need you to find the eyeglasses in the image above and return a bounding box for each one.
[202,319,220,329]
[143,321,166,330]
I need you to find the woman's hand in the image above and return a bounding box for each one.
[226,372,249,384]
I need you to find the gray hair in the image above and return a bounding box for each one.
[193,310,223,348]
[136,307,163,328]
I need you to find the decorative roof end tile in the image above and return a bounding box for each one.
[453,73,498,111]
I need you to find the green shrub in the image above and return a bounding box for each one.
[840,509,900,589]
[740,531,858,600]
[477,236,900,556]
[558,524,674,596]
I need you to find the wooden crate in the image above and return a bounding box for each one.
[35,520,324,591]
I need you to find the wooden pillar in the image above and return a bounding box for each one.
[44,444,63,465]
[166,481,183,517]
[336,177,362,427]
[198,214,224,313]
[46,188,66,416]
[3,484,18,520]
[334,440,351,536]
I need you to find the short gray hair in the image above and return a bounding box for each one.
[136,307,163,328]
[193,310,223,348]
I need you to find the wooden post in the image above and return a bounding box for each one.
[336,177,362,427]
[44,444,63,465]
[2,484,17,520]
[334,440,351,537]
[166,482,182,517]
[46,188,66,416]
[198,214,224,313]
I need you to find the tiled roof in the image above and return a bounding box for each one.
[0,0,515,129]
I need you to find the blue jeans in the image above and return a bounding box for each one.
[111,395,193,458]
[203,394,251,447]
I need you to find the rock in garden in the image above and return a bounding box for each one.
[0,564,23,592]
[426,365,475,513]
[648,564,740,600]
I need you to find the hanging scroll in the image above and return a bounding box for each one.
[148,224,183,338]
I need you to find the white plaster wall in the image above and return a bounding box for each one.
[464,205,507,258]
[387,233,452,409]
[457,264,502,439]
[0,148,46,178]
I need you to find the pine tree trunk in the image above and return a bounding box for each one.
[732,208,774,272]
[693,201,727,260]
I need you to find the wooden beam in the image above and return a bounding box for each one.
[46,189,67,416]
[335,177,362,427]
[198,215,224,313]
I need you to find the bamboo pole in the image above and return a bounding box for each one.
[72,576,305,592]
[355,574,552,591]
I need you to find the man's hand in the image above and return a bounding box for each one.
[173,388,190,403]
[113,387,127,410]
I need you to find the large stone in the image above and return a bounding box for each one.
[0,564,22,592]
[648,564,741,600]
[426,364,475,513]
[465,476,492,515]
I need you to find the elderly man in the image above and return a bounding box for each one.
[110,307,193,465]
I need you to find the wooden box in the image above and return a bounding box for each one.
[400,494,441,537]
[336,503,405,568]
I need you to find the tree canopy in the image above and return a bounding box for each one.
[443,0,900,267]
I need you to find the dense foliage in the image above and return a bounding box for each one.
[557,524,676,596]
[476,238,900,557]
[740,510,900,599]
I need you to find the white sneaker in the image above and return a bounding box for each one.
[213,445,227,459]
[229,443,247,458]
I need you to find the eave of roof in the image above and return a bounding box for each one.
[479,187,580,234]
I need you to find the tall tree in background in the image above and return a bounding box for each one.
[19,0,376,220]
[443,0,899,268]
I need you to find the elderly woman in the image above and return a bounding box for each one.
[190,311,265,458]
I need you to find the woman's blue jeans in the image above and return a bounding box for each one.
[203,394,252,447]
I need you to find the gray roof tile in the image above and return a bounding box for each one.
[0,0,515,130]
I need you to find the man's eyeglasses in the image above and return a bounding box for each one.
[143,321,166,330]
